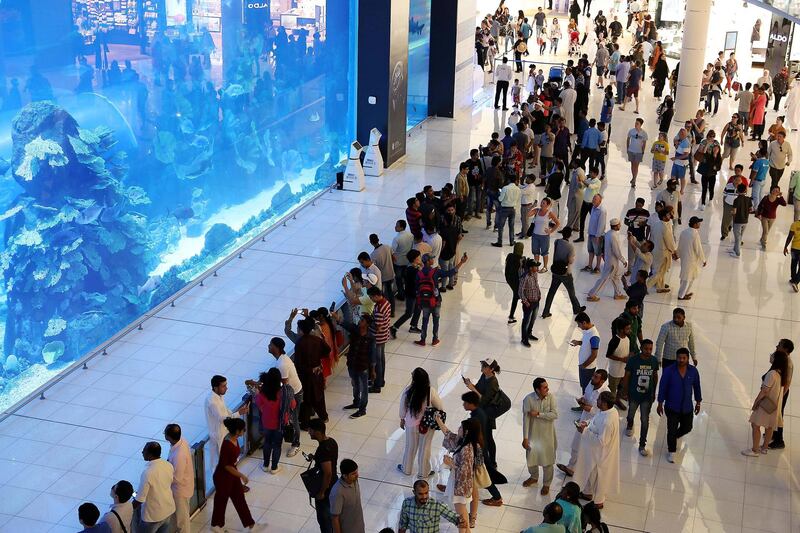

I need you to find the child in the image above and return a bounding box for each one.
[650,132,670,189]
[626,237,654,285]
[625,269,650,318]
[511,79,522,105]
[538,26,548,55]
[535,69,545,93]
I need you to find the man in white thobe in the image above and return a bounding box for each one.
[521,378,559,496]
[556,369,610,476]
[587,219,627,300]
[204,374,248,471]
[164,424,194,533]
[560,82,577,132]
[677,217,707,300]
[647,208,677,293]
[572,391,620,507]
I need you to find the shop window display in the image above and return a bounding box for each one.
[0,0,355,411]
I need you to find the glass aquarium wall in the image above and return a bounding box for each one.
[0,0,355,412]
[407,0,431,129]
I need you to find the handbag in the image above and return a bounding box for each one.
[419,407,446,432]
[282,423,295,444]
[474,463,492,489]
[300,459,324,500]
[759,394,778,414]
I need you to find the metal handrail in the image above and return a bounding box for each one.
[1,181,339,420]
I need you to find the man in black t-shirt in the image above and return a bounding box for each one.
[624,197,649,268]
[309,419,339,533]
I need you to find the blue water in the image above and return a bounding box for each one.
[0,1,354,411]
[407,0,431,129]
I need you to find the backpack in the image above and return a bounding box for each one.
[416,268,439,308]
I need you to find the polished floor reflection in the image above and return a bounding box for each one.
[0,4,799,533]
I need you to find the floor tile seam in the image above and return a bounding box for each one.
[7,413,174,447]
[148,315,275,337]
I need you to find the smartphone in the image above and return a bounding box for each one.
[329,300,336,312]
[574,420,582,428]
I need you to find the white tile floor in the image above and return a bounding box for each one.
[1,4,800,532]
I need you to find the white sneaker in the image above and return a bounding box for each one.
[741,448,760,457]
[639,447,650,457]
[270,465,282,475]
[666,452,675,463]
[260,464,269,472]
[625,428,634,437]
[287,446,300,458]
[698,204,705,211]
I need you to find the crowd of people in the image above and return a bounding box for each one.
[69,1,800,533]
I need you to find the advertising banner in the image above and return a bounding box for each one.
[765,14,792,75]
[386,0,409,164]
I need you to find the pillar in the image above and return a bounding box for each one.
[673,0,712,126]
[356,0,409,167]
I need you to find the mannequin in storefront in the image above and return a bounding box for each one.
[785,84,800,132]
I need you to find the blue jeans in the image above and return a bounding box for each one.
[626,398,653,448]
[732,223,746,256]
[290,390,302,446]
[468,185,478,216]
[486,194,499,227]
[421,304,440,342]
[521,301,539,342]
[315,493,332,533]
[496,206,516,245]
[138,515,176,533]
[262,428,283,469]
[370,340,386,388]
[438,257,455,288]
[792,249,800,283]
[616,81,626,103]
[751,180,765,209]
[349,367,369,411]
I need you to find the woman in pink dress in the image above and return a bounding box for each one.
[750,85,768,141]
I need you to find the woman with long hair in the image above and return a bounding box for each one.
[397,367,443,478]
[743,351,788,456]
[436,415,484,532]
[254,368,295,474]
[697,130,722,209]
[314,307,339,381]
[211,418,257,532]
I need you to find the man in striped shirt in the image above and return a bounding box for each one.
[368,287,392,394]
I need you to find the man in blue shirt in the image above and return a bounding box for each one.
[581,119,602,170]
[657,348,702,464]
[750,147,770,208]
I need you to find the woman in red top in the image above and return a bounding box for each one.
[749,85,768,141]
[315,307,339,380]
[211,418,256,531]
[756,185,787,248]
[254,368,296,473]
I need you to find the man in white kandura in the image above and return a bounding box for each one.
[677,216,707,301]
[205,374,248,471]
[571,390,620,510]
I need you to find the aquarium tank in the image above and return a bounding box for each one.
[407,0,431,129]
[0,0,355,412]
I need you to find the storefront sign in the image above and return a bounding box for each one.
[765,15,792,75]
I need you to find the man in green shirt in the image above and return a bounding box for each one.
[619,300,643,354]
[623,339,659,457]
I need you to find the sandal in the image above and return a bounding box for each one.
[539,267,548,273]
[469,514,477,528]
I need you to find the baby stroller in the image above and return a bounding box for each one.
[547,65,564,89]
[568,29,581,57]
